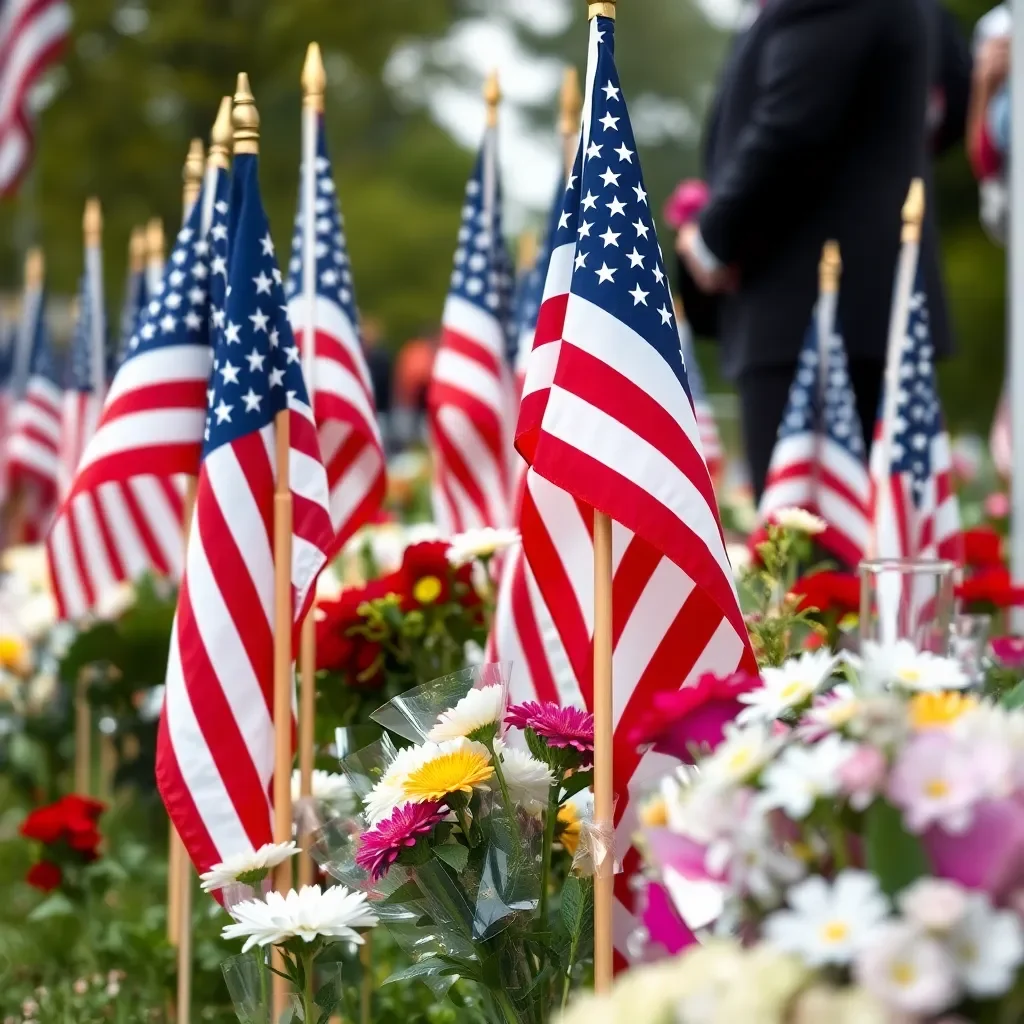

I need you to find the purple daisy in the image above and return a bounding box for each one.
[354,800,448,882]
[506,701,594,761]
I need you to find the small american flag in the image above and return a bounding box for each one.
[0,323,16,507]
[677,315,722,482]
[428,128,515,533]
[0,0,71,196]
[285,115,384,551]
[756,307,870,567]
[47,171,228,620]
[870,267,962,563]
[156,150,334,878]
[6,279,61,541]
[516,15,756,968]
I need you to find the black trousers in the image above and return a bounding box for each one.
[737,358,886,503]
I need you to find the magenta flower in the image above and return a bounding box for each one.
[355,800,448,881]
[992,636,1024,671]
[505,701,594,762]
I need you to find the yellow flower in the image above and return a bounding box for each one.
[0,635,29,673]
[638,796,667,828]
[908,691,977,730]
[402,747,493,802]
[557,803,582,856]
[413,575,443,605]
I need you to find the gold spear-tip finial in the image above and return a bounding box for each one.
[24,247,44,288]
[129,226,146,272]
[819,240,842,295]
[183,138,205,209]
[83,198,102,247]
[902,178,925,243]
[209,96,233,170]
[517,229,539,274]
[484,70,501,128]
[588,0,617,21]
[232,72,260,154]
[303,42,326,112]
[146,218,165,264]
[560,67,583,138]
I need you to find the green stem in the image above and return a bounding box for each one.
[826,815,849,871]
[538,772,564,927]
[455,805,478,848]
[258,951,269,1023]
[495,987,523,1024]
[560,926,581,1013]
[300,950,316,1024]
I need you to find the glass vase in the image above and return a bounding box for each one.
[949,612,992,688]
[222,952,295,1024]
[858,558,956,654]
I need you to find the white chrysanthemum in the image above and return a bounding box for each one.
[291,769,354,809]
[494,742,555,813]
[700,723,782,790]
[199,841,299,892]
[737,651,837,724]
[949,893,1024,997]
[772,507,827,536]
[796,684,862,741]
[428,683,506,742]
[446,527,520,567]
[858,640,969,693]
[758,734,857,820]
[221,884,378,952]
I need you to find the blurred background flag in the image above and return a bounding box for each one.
[427,74,515,534]
[285,102,384,551]
[676,308,722,484]
[116,226,148,369]
[0,0,71,195]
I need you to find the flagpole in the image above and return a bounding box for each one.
[146,218,165,299]
[183,139,205,224]
[84,198,106,422]
[560,66,582,176]
[813,242,841,502]
[129,227,146,287]
[297,41,324,891]
[586,0,615,996]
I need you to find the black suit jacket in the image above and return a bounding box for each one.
[695,0,955,379]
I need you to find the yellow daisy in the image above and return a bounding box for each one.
[0,635,29,673]
[638,796,668,828]
[557,803,582,856]
[908,691,977,731]
[402,745,494,803]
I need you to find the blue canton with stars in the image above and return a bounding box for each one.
[885,267,944,506]
[67,271,104,395]
[777,308,865,459]
[203,154,311,455]
[285,115,360,329]
[448,132,514,344]
[563,18,689,395]
[126,168,230,368]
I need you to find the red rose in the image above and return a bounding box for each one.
[19,805,67,844]
[627,672,760,763]
[59,795,106,822]
[956,567,1024,608]
[26,861,62,892]
[963,526,1004,569]
[19,795,106,847]
[67,827,102,855]
[789,571,860,616]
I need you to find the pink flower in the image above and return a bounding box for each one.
[354,800,448,881]
[839,746,887,811]
[662,179,709,229]
[505,701,594,763]
[641,879,697,954]
[992,636,1024,671]
[626,672,760,764]
[986,492,1011,520]
[887,732,985,834]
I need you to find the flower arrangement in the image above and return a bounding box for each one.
[19,794,106,892]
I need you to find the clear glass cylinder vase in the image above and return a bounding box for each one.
[222,952,295,1024]
[858,558,956,655]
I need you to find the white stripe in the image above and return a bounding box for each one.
[128,474,185,576]
[102,344,211,408]
[432,347,506,416]
[93,482,150,579]
[327,442,382,535]
[441,294,506,363]
[77,409,206,471]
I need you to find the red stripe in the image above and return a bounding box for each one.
[100,378,207,424]
[508,557,559,704]
[118,479,172,576]
[436,325,503,378]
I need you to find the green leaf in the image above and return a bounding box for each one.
[434,842,469,874]
[560,770,594,802]
[1003,680,1024,710]
[381,879,425,904]
[27,892,75,922]
[560,875,593,948]
[865,799,930,898]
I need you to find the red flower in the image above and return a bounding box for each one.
[963,526,1004,569]
[20,795,106,857]
[20,805,69,844]
[26,861,62,892]
[789,571,860,616]
[956,567,1024,608]
[401,541,476,608]
[315,573,405,672]
[627,672,761,763]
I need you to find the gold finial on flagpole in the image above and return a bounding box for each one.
[484,70,501,128]
[83,198,102,248]
[819,241,842,295]
[559,67,583,138]
[209,96,233,170]
[517,229,539,274]
[25,247,44,288]
[302,42,326,113]
[183,139,205,212]
[588,0,617,20]
[232,73,260,155]
[902,178,925,244]
[129,226,146,273]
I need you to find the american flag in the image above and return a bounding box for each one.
[870,266,962,563]
[0,0,71,196]
[990,385,1010,479]
[115,245,147,369]
[427,128,515,533]
[6,277,61,541]
[677,314,722,482]
[156,151,334,879]
[516,16,756,967]
[285,115,384,551]
[0,322,16,508]
[756,307,870,567]
[47,172,228,621]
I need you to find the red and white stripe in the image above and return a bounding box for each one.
[157,395,333,877]
[0,0,70,195]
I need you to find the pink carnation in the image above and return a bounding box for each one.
[992,635,1024,671]
[355,801,448,881]
[663,179,709,229]
[505,701,594,762]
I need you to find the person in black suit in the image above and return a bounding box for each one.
[677,0,969,500]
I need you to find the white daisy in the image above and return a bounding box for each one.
[428,683,506,742]
[764,870,890,967]
[700,723,782,790]
[199,841,300,892]
[949,893,1024,997]
[737,651,836,724]
[446,527,520,567]
[221,884,378,952]
[291,769,354,810]
[858,640,969,693]
[796,684,861,741]
[758,733,856,820]
[772,507,827,536]
[494,742,555,813]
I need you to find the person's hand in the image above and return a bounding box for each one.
[675,222,738,294]
[976,36,1010,91]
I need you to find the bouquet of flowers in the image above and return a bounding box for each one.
[313,664,597,1024]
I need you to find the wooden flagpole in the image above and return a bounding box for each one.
[584,0,615,996]
[560,66,582,177]
[297,41,324,891]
